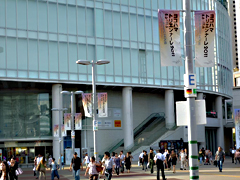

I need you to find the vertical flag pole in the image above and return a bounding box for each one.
[184,0,199,179]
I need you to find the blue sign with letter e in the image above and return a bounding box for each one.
[184,74,196,88]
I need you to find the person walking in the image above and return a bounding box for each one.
[142,151,148,171]
[83,153,90,170]
[234,149,240,164]
[154,149,167,180]
[179,149,187,170]
[231,147,236,163]
[70,152,82,180]
[125,152,131,173]
[184,148,189,168]
[48,155,53,169]
[0,161,9,180]
[36,156,47,180]
[139,150,144,170]
[148,148,155,174]
[114,153,120,176]
[85,156,100,180]
[198,149,203,166]
[61,154,64,170]
[51,158,59,180]
[102,152,115,180]
[9,157,18,180]
[169,150,177,173]
[215,146,225,172]
[36,154,43,179]
[118,151,125,173]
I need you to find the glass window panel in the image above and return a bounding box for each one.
[78,7,86,36]
[96,46,105,75]
[104,0,111,3]
[39,40,48,71]
[171,0,177,9]
[114,47,122,76]
[130,14,137,41]
[77,44,87,74]
[18,38,28,70]
[49,3,58,33]
[153,17,159,44]
[138,0,144,8]
[152,0,157,9]
[177,0,182,9]
[28,39,38,71]
[121,0,128,5]
[168,67,173,80]
[122,13,129,40]
[69,43,77,73]
[0,0,5,27]
[7,0,16,29]
[38,2,47,32]
[138,15,145,42]
[96,9,104,38]
[49,41,58,72]
[0,37,6,68]
[192,0,197,10]
[197,0,201,10]
[59,42,68,72]
[28,0,37,31]
[147,51,153,78]
[158,0,165,9]
[174,66,180,80]
[165,0,170,9]
[68,5,77,34]
[113,12,121,39]
[87,8,94,37]
[129,0,136,6]
[105,11,112,39]
[105,46,114,75]
[154,51,160,78]
[146,16,152,43]
[17,0,27,29]
[122,48,131,76]
[161,66,167,79]
[145,0,151,8]
[131,49,138,76]
[7,38,17,69]
[87,45,95,75]
[59,4,67,34]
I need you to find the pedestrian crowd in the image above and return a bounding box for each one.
[0,156,22,180]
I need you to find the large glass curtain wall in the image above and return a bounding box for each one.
[0,0,232,96]
[0,93,51,139]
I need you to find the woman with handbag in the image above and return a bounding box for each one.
[85,156,101,180]
[9,157,18,180]
[36,156,47,180]
[0,161,9,180]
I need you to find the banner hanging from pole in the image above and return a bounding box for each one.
[64,113,71,130]
[61,124,66,137]
[82,93,92,117]
[75,113,82,130]
[98,93,108,117]
[53,125,59,137]
[158,9,182,66]
[195,10,215,67]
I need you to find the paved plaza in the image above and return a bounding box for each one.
[18,157,240,180]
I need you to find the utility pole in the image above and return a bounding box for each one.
[184,0,199,179]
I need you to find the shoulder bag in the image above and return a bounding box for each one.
[15,167,23,176]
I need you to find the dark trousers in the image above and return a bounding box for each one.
[9,173,18,180]
[149,159,154,173]
[89,174,98,180]
[156,159,166,180]
[121,162,124,172]
[115,167,120,175]
[105,168,112,180]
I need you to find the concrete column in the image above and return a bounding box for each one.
[122,87,134,150]
[52,84,63,159]
[216,96,224,149]
[165,90,175,129]
[196,93,206,149]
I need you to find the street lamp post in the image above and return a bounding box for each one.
[76,59,110,159]
[51,108,68,170]
[61,91,83,158]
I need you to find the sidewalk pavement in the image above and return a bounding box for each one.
[18,157,240,180]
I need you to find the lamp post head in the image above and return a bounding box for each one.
[96,59,110,65]
[76,60,91,65]
[74,91,84,95]
[61,91,71,95]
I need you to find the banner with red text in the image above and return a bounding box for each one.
[158,10,182,66]
[195,10,215,67]
[98,93,108,117]
[75,113,82,130]
[64,113,71,130]
[82,93,92,117]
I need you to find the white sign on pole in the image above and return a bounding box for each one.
[176,100,206,126]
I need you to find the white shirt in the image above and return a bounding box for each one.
[102,158,115,169]
[84,156,90,164]
[88,162,98,175]
[154,153,165,161]
[180,152,187,161]
[163,151,168,158]
[119,154,125,163]
[7,161,11,166]
[37,157,43,165]
[232,149,236,154]
[139,152,144,158]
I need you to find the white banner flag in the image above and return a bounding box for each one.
[158,10,182,66]
[61,124,66,137]
[53,125,59,137]
[75,113,82,130]
[195,10,215,67]
[82,93,92,117]
[98,93,108,117]
[64,113,71,130]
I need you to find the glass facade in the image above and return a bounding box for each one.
[0,0,232,96]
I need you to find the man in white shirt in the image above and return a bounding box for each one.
[154,150,167,180]
[36,154,43,179]
[180,149,187,170]
[139,150,144,170]
[119,151,125,173]
[102,152,115,180]
[232,147,236,163]
[83,153,90,169]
